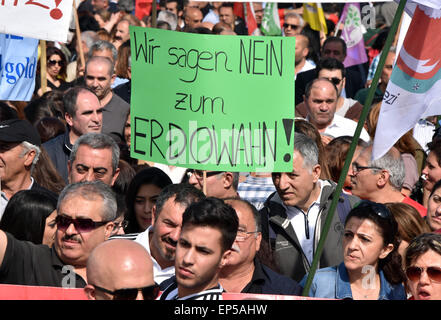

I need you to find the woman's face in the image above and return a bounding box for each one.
[124,113,131,147]
[134,184,163,231]
[47,54,63,78]
[42,210,57,247]
[343,217,393,274]
[427,187,441,231]
[407,249,441,300]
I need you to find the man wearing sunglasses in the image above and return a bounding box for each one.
[282,12,304,37]
[219,199,302,295]
[85,239,159,300]
[187,169,240,199]
[349,145,426,217]
[0,181,117,287]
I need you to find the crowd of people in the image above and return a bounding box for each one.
[0,0,441,301]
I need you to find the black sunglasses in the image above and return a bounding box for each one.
[406,266,441,283]
[187,169,223,179]
[48,59,64,66]
[325,77,342,86]
[55,215,110,233]
[356,200,392,220]
[93,284,161,300]
[283,23,299,30]
[352,163,383,175]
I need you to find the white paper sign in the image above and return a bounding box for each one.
[0,0,74,42]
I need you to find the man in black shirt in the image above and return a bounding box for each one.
[0,180,117,287]
[220,199,302,295]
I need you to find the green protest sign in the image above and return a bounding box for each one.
[130,26,295,172]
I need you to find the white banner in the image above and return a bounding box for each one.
[0,0,74,42]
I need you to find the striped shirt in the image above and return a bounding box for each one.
[237,176,276,210]
[159,280,224,300]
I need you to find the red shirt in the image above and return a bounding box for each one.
[402,195,427,217]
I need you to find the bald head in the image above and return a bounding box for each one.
[85,239,155,300]
[185,7,203,29]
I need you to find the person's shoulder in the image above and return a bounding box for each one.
[42,132,65,148]
[260,263,302,295]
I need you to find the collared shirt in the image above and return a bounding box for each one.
[283,180,329,264]
[300,262,406,300]
[134,226,175,285]
[0,232,86,287]
[0,177,34,219]
[238,176,276,210]
[321,114,371,143]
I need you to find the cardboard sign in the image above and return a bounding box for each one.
[130,27,295,172]
[0,0,74,42]
[0,34,38,101]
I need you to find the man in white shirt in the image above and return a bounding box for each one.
[304,78,370,145]
[116,184,205,288]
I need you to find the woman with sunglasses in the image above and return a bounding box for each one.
[405,233,441,300]
[35,46,70,96]
[300,200,407,300]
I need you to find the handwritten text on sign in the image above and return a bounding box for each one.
[0,0,73,42]
[130,27,295,172]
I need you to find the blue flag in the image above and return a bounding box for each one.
[0,34,38,101]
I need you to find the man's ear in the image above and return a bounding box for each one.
[151,205,157,227]
[110,167,120,186]
[377,170,389,188]
[312,164,321,183]
[84,285,97,300]
[222,172,234,189]
[219,249,232,269]
[65,112,74,128]
[23,149,36,168]
[104,221,115,239]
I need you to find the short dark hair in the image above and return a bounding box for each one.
[154,183,206,221]
[317,57,346,78]
[63,86,97,117]
[181,197,238,252]
[322,36,347,56]
[405,232,441,268]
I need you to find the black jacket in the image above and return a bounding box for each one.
[42,132,72,184]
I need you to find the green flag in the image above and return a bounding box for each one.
[260,3,282,36]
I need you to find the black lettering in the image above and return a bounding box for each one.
[150,119,165,158]
[270,40,283,76]
[239,39,251,74]
[252,40,265,75]
[174,92,187,110]
[168,123,186,160]
[134,117,149,155]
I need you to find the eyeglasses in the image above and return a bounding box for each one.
[351,163,383,176]
[55,215,110,233]
[283,23,299,30]
[93,284,161,300]
[48,60,63,66]
[324,77,342,86]
[406,266,441,283]
[236,230,259,242]
[356,200,392,220]
[186,169,223,180]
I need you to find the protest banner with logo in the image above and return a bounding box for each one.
[130,27,295,173]
[0,0,74,42]
[0,34,38,101]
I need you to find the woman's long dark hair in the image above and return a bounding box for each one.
[0,189,57,244]
[345,201,406,285]
[124,167,173,233]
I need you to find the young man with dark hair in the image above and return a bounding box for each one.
[160,197,238,300]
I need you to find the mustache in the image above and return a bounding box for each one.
[62,234,81,243]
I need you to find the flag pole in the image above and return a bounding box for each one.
[73,0,85,71]
[301,0,407,296]
[40,40,47,95]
